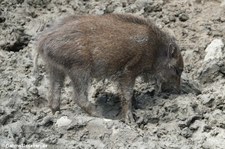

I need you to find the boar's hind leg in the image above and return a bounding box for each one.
[48,65,65,114]
[69,70,100,116]
[119,73,136,124]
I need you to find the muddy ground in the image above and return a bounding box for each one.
[1,0,225,148]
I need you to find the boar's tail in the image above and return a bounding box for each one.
[33,51,39,77]
[33,31,45,78]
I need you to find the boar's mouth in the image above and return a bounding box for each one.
[160,82,181,94]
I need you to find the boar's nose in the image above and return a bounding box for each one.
[161,82,181,94]
[173,87,181,94]
[172,80,181,94]
[169,87,181,94]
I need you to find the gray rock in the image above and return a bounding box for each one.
[204,39,224,62]
[135,0,153,9]
[179,13,189,22]
[198,60,221,84]
[104,4,115,13]
[0,16,6,23]
[199,94,215,107]
[56,116,72,128]
[169,15,176,22]
[189,120,201,131]
[221,0,225,6]
[180,127,193,138]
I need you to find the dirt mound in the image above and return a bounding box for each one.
[1,0,225,148]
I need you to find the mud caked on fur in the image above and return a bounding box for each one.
[35,14,183,123]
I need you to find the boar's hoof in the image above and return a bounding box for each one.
[84,103,103,118]
[125,111,135,125]
[49,105,60,115]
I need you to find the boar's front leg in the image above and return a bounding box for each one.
[119,53,142,124]
[69,70,101,117]
[155,77,162,95]
[48,65,65,114]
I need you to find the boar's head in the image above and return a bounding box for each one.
[155,39,184,93]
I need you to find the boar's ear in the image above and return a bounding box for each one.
[168,43,177,58]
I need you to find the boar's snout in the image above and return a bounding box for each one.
[158,64,183,94]
[160,76,182,94]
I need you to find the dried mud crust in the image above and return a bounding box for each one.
[1,0,225,148]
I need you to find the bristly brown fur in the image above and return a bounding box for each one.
[110,14,174,43]
[35,14,183,124]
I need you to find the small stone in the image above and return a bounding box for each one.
[144,4,153,13]
[153,4,162,12]
[56,116,72,127]
[0,107,5,115]
[210,129,219,136]
[17,0,24,4]
[179,13,189,22]
[165,104,179,113]
[135,0,153,9]
[29,87,38,95]
[221,0,225,6]
[203,125,212,132]
[219,16,225,22]
[174,10,183,17]
[204,39,224,62]
[180,127,193,138]
[29,11,38,18]
[104,5,114,14]
[122,2,126,7]
[169,16,176,22]
[0,17,6,23]
[185,115,202,127]
[198,60,220,83]
[178,121,187,129]
[44,136,58,144]
[162,17,170,24]
[195,0,203,4]
[156,128,168,138]
[38,116,54,127]
[201,95,215,107]
[190,123,199,131]
[218,121,225,129]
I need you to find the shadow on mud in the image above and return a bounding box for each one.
[93,79,202,121]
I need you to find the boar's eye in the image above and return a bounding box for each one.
[174,67,183,76]
[168,43,177,58]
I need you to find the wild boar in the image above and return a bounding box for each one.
[35,14,184,123]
